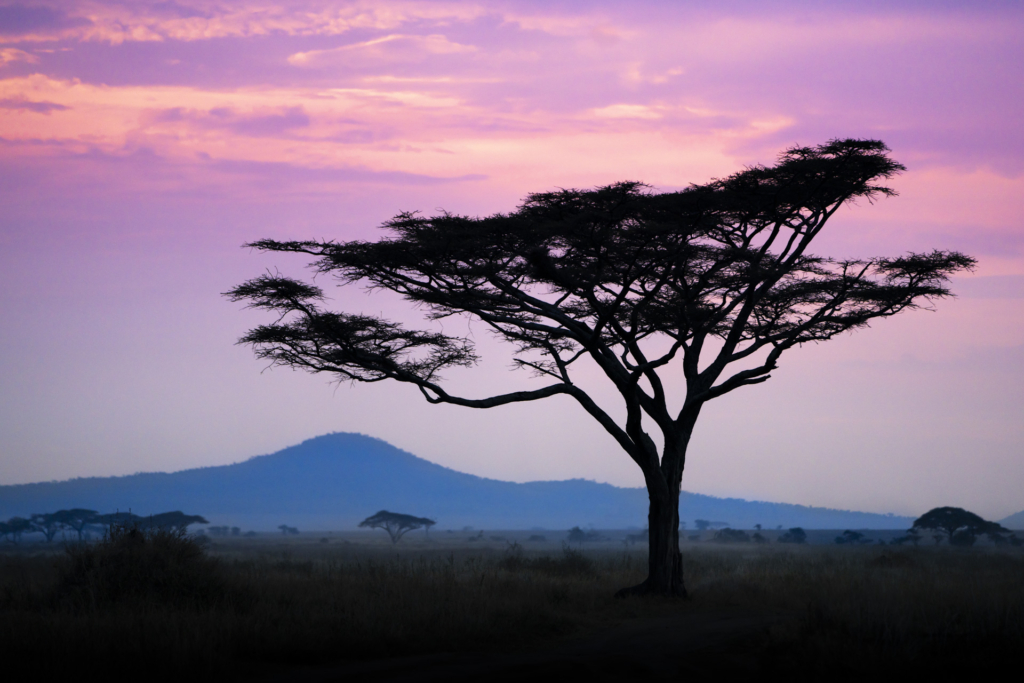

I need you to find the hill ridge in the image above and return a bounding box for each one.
[0,432,918,530]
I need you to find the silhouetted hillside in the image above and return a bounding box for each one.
[0,433,914,530]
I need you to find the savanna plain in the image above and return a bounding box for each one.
[1,528,1022,681]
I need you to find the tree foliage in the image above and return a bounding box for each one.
[229,139,973,595]
[912,507,1007,544]
[358,510,436,543]
[778,527,807,544]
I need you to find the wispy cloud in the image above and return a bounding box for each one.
[0,0,487,43]
[589,104,663,120]
[289,34,477,68]
[0,47,39,65]
[0,97,69,113]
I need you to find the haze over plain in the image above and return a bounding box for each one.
[1,1,1022,520]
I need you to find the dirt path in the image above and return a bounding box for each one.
[274,609,788,682]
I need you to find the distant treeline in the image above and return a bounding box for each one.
[0,509,207,543]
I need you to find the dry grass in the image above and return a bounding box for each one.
[1,534,1022,679]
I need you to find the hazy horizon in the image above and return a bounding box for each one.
[1,1,1022,520]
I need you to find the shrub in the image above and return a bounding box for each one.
[778,528,807,544]
[712,528,751,543]
[55,522,233,610]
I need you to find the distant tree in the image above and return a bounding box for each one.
[208,526,230,537]
[754,524,762,531]
[712,528,750,543]
[988,532,1010,547]
[752,532,768,544]
[278,525,300,535]
[140,512,209,531]
[30,513,63,542]
[358,511,434,544]
[912,507,1007,545]
[625,528,649,545]
[778,527,807,544]
[567,526,605,543]
[230,140,972,596]
[52,509,98,542]
[694,520,711,531]
[834,530,870,545]
[231,526,241,536]
[94,511,140,530]
[3,517,32,544]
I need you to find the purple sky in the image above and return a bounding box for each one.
[1,0,1022,519]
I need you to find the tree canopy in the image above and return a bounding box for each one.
[359,510,436,543]
[912,507,1008,543]
[230,139,973,595]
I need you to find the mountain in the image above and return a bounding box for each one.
[1000,510,1024,529]
[0,433,914,530]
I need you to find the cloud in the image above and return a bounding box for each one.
[0,4,91,37]
[0,1,489,44]
[289,34,477,68]
[207,157,486,186]
[589,104,662,120]
[149,106,312,137]
[0,98,70,114]
[0,48,39,66]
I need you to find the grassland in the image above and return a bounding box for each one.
[1,530,1022,680]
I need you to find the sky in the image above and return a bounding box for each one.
[1,0,1022,520]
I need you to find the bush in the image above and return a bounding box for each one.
[55,523,233,610]
[712,528,751,543]
[778,528,807,544]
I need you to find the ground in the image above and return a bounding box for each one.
[1,529,1021,680]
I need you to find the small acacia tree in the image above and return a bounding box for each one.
[359,510,436,543]
[30,513,63,542]
[229,140,972,596]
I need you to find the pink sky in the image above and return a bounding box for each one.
[1,0,1022,519]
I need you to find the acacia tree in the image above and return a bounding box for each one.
[229,140,972,596]
[912,507,1007,544]
[30,513,63,542]
[359,510,436,543]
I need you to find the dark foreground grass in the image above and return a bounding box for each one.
[1,531,1022,680]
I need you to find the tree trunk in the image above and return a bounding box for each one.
[615,424,695,598]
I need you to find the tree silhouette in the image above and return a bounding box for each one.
[1,517,32,544]
[778,527,807,544]
[52,509,98,542]
[359,510,435,543]
[229,140,973,596]
[30,513,63,542]
[912,507,1007,545]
